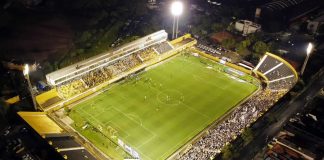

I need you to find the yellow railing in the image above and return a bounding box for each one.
[17,112,64,136]
[265,52,298,81]
[170,34,192,45]
[5,95,20,105]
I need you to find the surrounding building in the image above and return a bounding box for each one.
[210,31,234,43]
[235,20,261,36]
[263,92,324,160]
[307,14,324,34]
[256,0,323,32]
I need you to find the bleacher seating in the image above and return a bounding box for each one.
[45,134,96,160]
[266,64,294,81]
[57,80,87,99]
[56,43,170,99]
[153,42,173,54]
[268,77,295,90]
[137,48,157,61]
[257,55,281,73]
[254,53,297,90]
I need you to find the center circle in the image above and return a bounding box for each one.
[157,89,184,105]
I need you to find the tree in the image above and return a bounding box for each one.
[221,143,239,159]
[247,33,261,43]
[222,38,236,49]
[236,45,249,56]
[236,39,252,56]
[211,23,225,33]
[241,39,251,48]
[43,61,54,74]
[64,106,71,115]
[222,144,233,159]
[252,41,269,54]
[241,128,254,145]
[79,31,92,44]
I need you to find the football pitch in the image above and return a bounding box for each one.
[69,53,258,160]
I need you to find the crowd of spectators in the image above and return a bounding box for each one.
[56,45,163,99]
[153,41,173,54]
[57,80,87,99]
[138,48,157,61]
[56,43,297,159]
[178,87,288,160]
[176,48,298,160]
[268,78,295,90]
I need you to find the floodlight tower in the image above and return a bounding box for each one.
[300,43,313,76]
[171,1,183,39]
[23,64,37,110]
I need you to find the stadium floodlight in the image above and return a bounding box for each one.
[23,64,29,76]
[171,1,183,16]
[306,43,313,55]
[171,1,183,39]
[301,43,313,75]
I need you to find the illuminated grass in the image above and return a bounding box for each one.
[69,54,257,160]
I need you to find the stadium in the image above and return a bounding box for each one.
[18,30,298,160]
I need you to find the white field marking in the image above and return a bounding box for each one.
[102,120,130,138]
[133,148,153,160]
[137,134,156,149]
[79,108,134,146]
[104,120,154,160]
[76,55,219,159]
[180,102,210,120]
[142,75,211,120]
[126,114,143,126]
[85,104,113,118]
[126,57,214,159]
[160,120,211,160]
[112,107,156,137]
[79,108,107,131]
[156,89,184,106]
[192,74,226,89]
[178,57,229,88]
[108,106,157,160]
[128,134,157,160]
[169,62,225,90]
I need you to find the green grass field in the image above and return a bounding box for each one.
[69,54,258,160]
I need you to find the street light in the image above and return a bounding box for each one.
[23,64,37,110]
[300,43,313,75]
[171,1,183,39]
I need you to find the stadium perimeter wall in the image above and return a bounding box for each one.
[191,48,269,84]
[265,52,298,81]
[191,48,252,75]
[41,36,197,112]
[170,34,192,45]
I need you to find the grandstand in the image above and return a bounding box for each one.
[253,52,298,90]
[18,112,97,160]
[45,30,175,100]
[152,41,174,54]
[27,31,300,160]
[46,30,169,86]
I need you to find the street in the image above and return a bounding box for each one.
[235,68,324,160]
